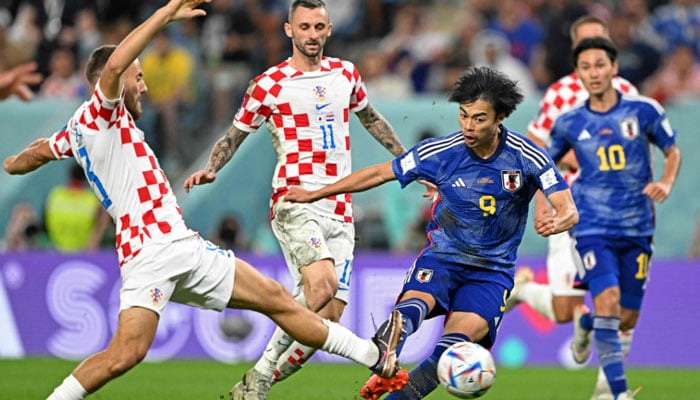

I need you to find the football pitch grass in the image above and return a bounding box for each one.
[1,358,698,399]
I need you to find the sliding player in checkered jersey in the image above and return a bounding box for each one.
[286,67,579,400]
[3,1,407,398]
[184,1,420,398]
[504,16,639,399]
[551,37,681,400]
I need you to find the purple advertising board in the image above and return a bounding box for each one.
[0,252,698,367]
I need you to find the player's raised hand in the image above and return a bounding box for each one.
[284,186,316,203]
[165,0,211,22]
[183,169,216,193]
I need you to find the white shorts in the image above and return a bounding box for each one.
[119,235,236,315]
[271,201,354,304]
[547,231,586,296]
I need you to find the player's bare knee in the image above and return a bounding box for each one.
[305,284,336,312]
[108,349,146,376]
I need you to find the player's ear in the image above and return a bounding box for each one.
[284,22,292,38]
[327,22,333,37]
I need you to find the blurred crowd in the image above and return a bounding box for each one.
[2,0,700,254]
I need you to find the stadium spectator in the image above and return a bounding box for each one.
[0,9,34,70]
[608,13,661,88]
[39,46,87,100]
[649,0,700,57]
[3,1,405,398]
[469,29,537,96]
[1,202,46,251]
[285,66,578,400]
[44,164,110,252]
[184,1,418,397]
[486,0,542,67]
[140,29,196,173]
[643,43,700,104]
[0,61,43,101]
[211,212,250,251]
[550,37,681,400]
[357,47,414,99]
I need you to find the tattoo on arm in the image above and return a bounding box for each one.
[206,126,249,173]
[357,104,406,157]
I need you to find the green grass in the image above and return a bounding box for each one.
[1,358,698,399]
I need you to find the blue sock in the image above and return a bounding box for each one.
[580,311,594,330]
[593,316,627,397]
[395,298,429,355]
[386,333,470,400]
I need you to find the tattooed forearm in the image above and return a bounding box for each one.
[206,126,249,173]
[357,104,407,157]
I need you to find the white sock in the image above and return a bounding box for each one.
[321,320,377,367]
[273,342,317,383]
[253,292,310,378]
[254,326,293,379]
[517,282,556,321]
[47,375,87,400]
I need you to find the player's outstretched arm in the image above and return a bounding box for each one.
[100,0,210,99]
[642,144,681,203]
[3,138,57,175]
[535,189,578,237]
[285,161,396,203]
[356,104,407,157]
[183,125,250,192]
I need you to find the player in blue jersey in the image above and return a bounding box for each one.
[549,37,682,400]
[285,66,579,400]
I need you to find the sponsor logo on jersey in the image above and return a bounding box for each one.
[577,129,591,141]
[452,177,466,187]
[415,268,433,283]
[478,177,494,184]
[150,288,164,306]
[620,117,640,139]
[315,102,331,110]
[501,170,522,192]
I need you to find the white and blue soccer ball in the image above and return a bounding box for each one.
[437,341,497,398]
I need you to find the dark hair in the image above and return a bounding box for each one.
[289,0,326,21]
[572,36,618,67]
[85,45,117,86]
[447,66,523,118]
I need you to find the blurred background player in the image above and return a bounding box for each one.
[286,66,578,400]
[549,36,681,400]
[3,1,406,398]
[183,1,418,398]
[505,15,639,399]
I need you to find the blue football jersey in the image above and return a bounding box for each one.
[392,128,568,272]
[548,92,677,238]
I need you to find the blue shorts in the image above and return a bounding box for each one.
[400,253,513,348]
[574,235,653,310]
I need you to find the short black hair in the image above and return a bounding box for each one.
[85,45,117,86]
[289,0,326,21]
[447,66,523,118]
[572,37,618,67]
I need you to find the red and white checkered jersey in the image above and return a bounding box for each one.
[233,56,369,223]
[49,84,193,266]
[528,73,638,184]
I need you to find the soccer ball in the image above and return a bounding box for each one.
[437,341,496,398]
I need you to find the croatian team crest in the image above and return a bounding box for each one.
[150,288,164,306]
[307,237,323,251]
[415,268,434,283]
[313,85,327,102]
[501,170,522,192]
[620,117,640,139]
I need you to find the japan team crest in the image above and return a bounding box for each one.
[415,268,434,283]
[620,116,640,139]
[501,170,522,192]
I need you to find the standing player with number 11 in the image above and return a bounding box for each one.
[184,1,412,398]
